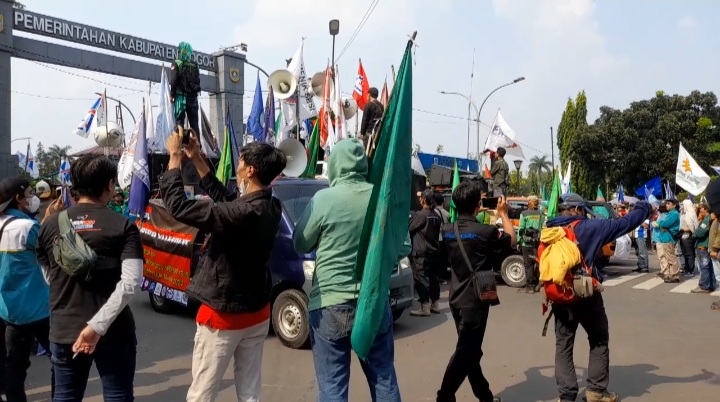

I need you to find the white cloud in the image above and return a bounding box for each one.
[677,15,698,30]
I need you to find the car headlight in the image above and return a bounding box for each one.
[399,257,410,271]
[303,260,316,280]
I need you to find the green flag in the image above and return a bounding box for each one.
[546,170,562,219]
[274,110,283,136]
[596,185,605,200]
[351,37,414,359]
[301,121,319,178]
[449,159,460,223]
[215,110,234,185]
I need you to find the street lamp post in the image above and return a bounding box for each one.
[329,20,340,74]
[514,159,523,195]
[11,137,32,143]
[439,76,525,161]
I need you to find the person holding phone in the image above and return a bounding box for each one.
[436,183,516,402]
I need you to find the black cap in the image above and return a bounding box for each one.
[369,87,379,98]
[705,179,720,214]
[0,178,30,212]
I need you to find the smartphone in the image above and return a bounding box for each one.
[482,197,500,210]
[182,127,196,145]
[55,188,62,197]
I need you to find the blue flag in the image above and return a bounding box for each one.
[263,87,276,143]
[635,176,662,199]
[618,184,625,203]
[128,102,150,216]
[247,74,264,142]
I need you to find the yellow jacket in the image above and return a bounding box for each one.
[539,227,582,285]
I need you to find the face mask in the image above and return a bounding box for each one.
[237,179,248,196]
[27,195,40,214]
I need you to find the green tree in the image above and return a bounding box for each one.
[573,90,720,193]
[556,91,594,198]
[35,142,54,179]
[436,144,444,155]
[44,145,72,180]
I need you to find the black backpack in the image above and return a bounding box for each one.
[175,60,201,95]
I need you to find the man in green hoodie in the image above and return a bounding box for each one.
[293,139,404,401]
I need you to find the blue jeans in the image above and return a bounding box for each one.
[50,335,137,402]
[697,250,717,291]
[309,302,401,402]
[636,238,648,271]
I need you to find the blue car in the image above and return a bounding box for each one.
[146,177,414,350]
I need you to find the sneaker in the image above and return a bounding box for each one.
[683,271,695,277]
[711,300,720,310]
[430,301,441,314]
[691,287,711,294]
[480,397,502,402]
[410,302,431,317]
[664,277,680,283]
[585,389,619,402]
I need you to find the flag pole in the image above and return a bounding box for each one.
[390,65,396,85]
[24,141,30,173]
[103,88,109,157]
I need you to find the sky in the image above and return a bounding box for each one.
[7,0,720,171]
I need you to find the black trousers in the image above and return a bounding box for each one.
[679,236,696,273]
[175,95,200,137]
[521,245,538,286]
[437,305,493,402]
[0,320,5,395]
[5,318,51,402]
[552,294,610,401]
[412,253,440,304]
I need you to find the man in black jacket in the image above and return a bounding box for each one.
[170,42,201,136]
[162,128,286,402]
[359,87,384,148]
[436,182,515,402]
[409,189,441,317]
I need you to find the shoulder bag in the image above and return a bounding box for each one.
[453,222,500,306]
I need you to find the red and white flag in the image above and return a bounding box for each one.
[319,66,335,151]
[380,79,389,107]
[353,60,370,111]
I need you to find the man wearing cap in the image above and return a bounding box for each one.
[35,180,53,220]
[359,87,384,148]
[0,178,55,402]
[545,193,650,402]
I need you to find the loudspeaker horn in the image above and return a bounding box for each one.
[277,138,309,177]
[268,69,297,100]
[342,97,357,120]
[310,71,335,99]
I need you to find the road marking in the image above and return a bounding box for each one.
[670,278,699,293]
[632,277,665,290]
[602,273,648,287]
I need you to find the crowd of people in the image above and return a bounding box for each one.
[2,125,716,402]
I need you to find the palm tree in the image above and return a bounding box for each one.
[528,155,553,197]
[528,155,552,176]
[45,145,72,177]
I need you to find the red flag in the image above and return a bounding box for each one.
[484,164,492,179]
[319,66,335,149]
[380,79,389,107]
[353,60,370,111]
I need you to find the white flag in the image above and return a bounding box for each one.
[154,65,174,152]
[117,105,144,189]
[287,41,317,119]
[25,147,39,178]
[145,96,158,152]
[483,110,525,159]
[331,64,347,142]
[561,161,572,194]
[676,142,710,196]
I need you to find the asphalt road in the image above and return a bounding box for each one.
[23,255,720,401]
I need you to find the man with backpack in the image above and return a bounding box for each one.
[170,41,201,136]
[541,193,650,402]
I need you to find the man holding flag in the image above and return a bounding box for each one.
[161,128,286,402]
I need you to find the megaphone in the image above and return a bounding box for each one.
[342,97,357,120]
[268,69,297,100]
[310,71,335,99]
[277,138,308,177]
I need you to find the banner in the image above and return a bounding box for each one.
[137,202,200,300]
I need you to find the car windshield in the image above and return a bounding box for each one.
[273,183,328,225]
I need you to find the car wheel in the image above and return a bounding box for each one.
[500,254,527,288]
[272,289,311,349]
[149,292,175,314]
[392,309,405,322]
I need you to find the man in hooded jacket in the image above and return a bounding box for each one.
[170,41,201,136]
[545,193,650,402]
[293,139,404,402]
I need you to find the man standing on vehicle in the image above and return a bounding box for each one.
[293,138,402,401]
[545,193,650,402]
[490,148,509,197]
[518,195,543,293]
[436,182,515,402]
[162,129,287,402]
